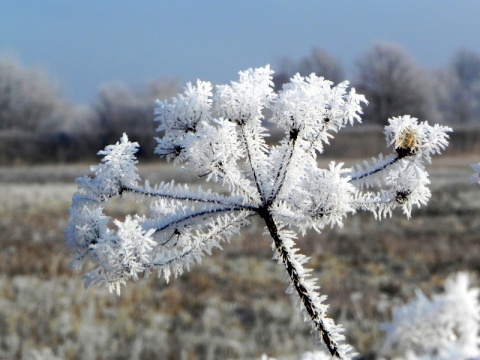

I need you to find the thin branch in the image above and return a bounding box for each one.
[121,184,257,210]
[240,125,266,203]
[147,211,255,268]
[269,135,297,203]
[152,207,256,234]
[349,155,400,183]
[215,165,261,205]
[304,122,329,155]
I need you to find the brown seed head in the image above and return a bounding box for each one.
[396,128,419,151]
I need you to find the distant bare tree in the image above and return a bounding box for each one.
[93,78,180,158]
[435,49,480,124]
[0,55,76,164]
[274,48,345,91]
[0,55,65,132]
[296,48,345,83]
[354,43,433,125]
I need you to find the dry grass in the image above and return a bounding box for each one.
[1,157,479,359]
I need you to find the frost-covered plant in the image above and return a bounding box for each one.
[470,163,480,185]
[66,65,451,359]
[261,350,332,360]
[380,272,480,360]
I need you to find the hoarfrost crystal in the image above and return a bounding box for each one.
[66,65,451,359]
[381,272,480,360]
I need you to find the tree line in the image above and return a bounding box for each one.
[1,42,479,164]
[0,54,180,164]
[274,43,480,126]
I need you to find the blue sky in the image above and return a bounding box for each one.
[1,1,479,104]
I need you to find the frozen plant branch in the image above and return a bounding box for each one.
[470,163,480,185]
[381,272,480,359]
[66,65,452,359]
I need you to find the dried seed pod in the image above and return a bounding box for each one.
[395,128,419,158]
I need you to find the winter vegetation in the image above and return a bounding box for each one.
[470,162,480,186]
[1,158,480,359]
[3,43,480,360]
[1,43,480,164]
[0,54,180,164]
[380,272,480,360]
[64,64,455,358]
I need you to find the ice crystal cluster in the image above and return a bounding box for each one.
[470,163,480,185]
[381,272,480,360]
[261,350,332,360]
[66,65,451,359]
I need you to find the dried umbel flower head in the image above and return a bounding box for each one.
[67,67,452,359]
[384,115,451,162]
[396,127,419,150]
[395,127,419,158]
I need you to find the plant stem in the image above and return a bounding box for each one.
[258,206,344,359]
[349,155,400,182]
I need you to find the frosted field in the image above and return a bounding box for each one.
[1,156,480,359]
[0,155,476,209]
[0,183,76,213]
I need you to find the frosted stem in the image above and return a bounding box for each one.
[259,206,345,359]
[349,155,400,182]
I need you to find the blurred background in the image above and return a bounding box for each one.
[1,1,480,359]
